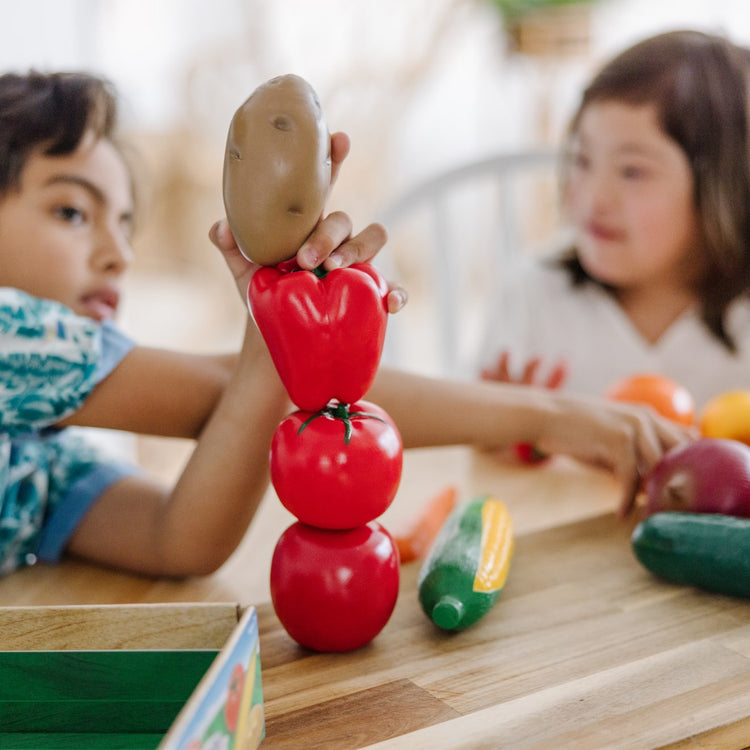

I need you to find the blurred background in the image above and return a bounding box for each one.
[2,0,748,476]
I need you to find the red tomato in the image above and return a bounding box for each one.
[270,400,403,529]
[223,662,244,732]
[270,521,400,652]
[512,442,549,465]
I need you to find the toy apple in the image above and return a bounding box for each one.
[270,521,400,652]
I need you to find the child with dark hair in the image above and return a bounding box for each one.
[481,30,750,409]
[0,69,686,577]
[0,69,392,576]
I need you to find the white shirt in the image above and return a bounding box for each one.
[479,259,750,409]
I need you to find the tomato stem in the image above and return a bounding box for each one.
[298,401,385,445]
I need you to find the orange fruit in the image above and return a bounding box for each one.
[699,390,750,445]
[605,373,695,426]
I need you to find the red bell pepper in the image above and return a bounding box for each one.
[248,260,389,411]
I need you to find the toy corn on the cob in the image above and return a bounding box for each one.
[417,496,514,631]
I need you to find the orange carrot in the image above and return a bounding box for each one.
[394,486,458,563]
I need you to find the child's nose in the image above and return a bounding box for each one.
[588,171,616,213]
[94,228,133,273]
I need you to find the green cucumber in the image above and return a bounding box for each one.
[417,496,513,631]
[632,512,750,597]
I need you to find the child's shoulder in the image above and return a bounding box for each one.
[0,286,77,318]
[0,286,45,313]
[0,287,101,347]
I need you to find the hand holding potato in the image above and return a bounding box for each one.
[218,72,405,312]
[209,214,407,314]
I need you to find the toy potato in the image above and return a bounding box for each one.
[222,74,331,266]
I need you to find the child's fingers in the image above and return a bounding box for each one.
[545,360,569,390]
[616,457,641,518]
[322,221,388,270]
[208,217,261,296]
[330,131,351,185]
[480,351,514,383]
[498,351,512,380]
[208,218,238,253]
[521,357,541,385]
[615,408,692,517]
[386,284,409,314]
[296,211,354,269]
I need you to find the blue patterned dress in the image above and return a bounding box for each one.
[0,288,139,574]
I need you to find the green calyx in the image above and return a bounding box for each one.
[290,265,328,278]
[298,401,384,444]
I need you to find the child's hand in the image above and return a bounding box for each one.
[297,214,407,313]
[529,392,693,517]
[481,350,568,389]
[301,130,407,312]
[209,214,407,314]
[330,131,350,186]
[211,128,406,313]
[209,218,260,299]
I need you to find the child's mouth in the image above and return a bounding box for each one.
[80,290,119,321]
[586,221,623,242]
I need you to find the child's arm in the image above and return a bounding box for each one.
[60,202,405,439]
[368,368,691,516]
[65,319,289,576]
[58,347,234,438]
[62,209,396,577]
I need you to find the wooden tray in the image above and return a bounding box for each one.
[0,602,264,749]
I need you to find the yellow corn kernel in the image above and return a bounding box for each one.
[473,498,513,592]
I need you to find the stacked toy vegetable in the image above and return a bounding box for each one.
[250,261,402,651]
[222,75,402,651]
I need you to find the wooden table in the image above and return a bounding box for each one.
[2,447,750,748]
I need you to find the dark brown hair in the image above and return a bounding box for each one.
[558,30,750,351]
[0,71,119,195]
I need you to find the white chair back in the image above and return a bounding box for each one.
[377,149,562,378]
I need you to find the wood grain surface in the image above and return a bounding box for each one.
[1,447,749,748]
[258,513,750,749]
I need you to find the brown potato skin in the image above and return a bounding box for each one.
[223,74,331,266]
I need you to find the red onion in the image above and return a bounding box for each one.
[645,438,750,517]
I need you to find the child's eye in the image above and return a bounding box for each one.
[566,150,590,172]
[620,165,647,180]
[53,205,86,224]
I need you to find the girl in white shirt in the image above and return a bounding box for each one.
[481,30,750,409]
